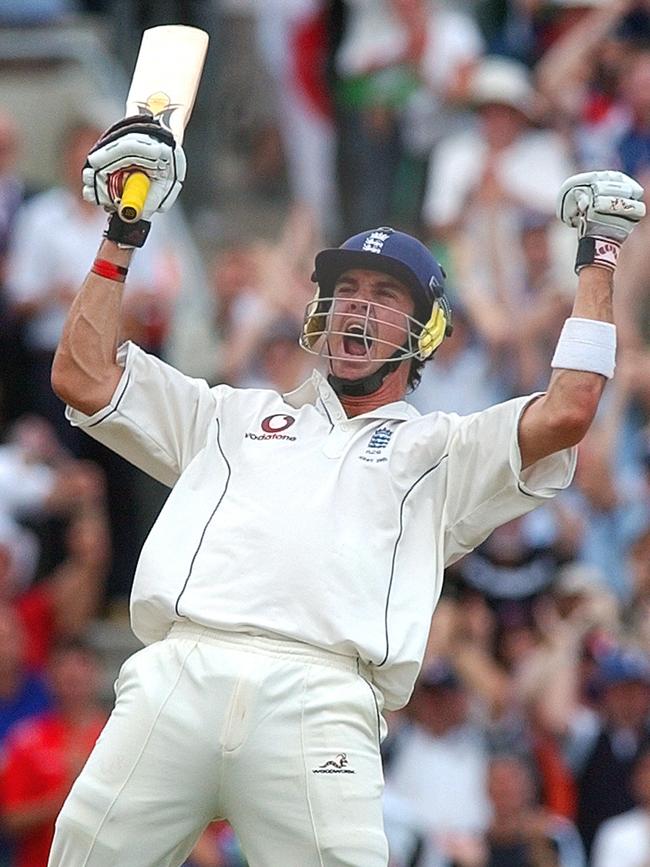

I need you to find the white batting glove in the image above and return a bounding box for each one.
[557,170,645,273]
[82,115,186,221]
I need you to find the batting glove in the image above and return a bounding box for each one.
[82,113,186,221]
[557,170,645,273]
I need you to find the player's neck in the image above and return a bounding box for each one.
[338,365,409,418]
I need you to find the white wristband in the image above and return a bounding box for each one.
[551,317,617,379]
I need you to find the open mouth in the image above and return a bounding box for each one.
[342,324,370,357]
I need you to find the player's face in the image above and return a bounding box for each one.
[327,269,415,380]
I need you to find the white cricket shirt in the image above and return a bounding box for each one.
[67,343,576,710]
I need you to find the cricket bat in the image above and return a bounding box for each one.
[118,24,209,223]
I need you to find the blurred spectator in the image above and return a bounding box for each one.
[3,118,180,599]
[213,204,319,387]
[3,120,178,450]
[240,318,315,392]
[254,0,338,239]
[407,303,506,415]
[0,414,103,524]
[558,375,650,602]
[334,0,484,234]
[568,645,650,856]
[0,605,51,867]
[384,659,491,867]
[0,639,107,867]
[422,56,575,361]
[183,820,247,867]
[382,789,427,867]
[533,0,650,398]
[536,0,639,170]
[457,508,576,605]
[0,604,51,746]
[591,743,650,867]
[0,111,29,427]
[0,112,26,277]
[470,753,586,867]
[616,47,650,189]
[0,467,108,670]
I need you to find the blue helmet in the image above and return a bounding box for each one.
[301,227,453,361]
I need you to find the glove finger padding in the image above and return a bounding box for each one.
[82,117,186,220]
[592,195,646,221]
[89,112,176,151]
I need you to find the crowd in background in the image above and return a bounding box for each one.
[0,0,650,865]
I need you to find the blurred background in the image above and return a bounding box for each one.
[0,0,650,865]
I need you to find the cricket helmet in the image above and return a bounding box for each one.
[301,227,453,366]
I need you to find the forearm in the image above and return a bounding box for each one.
[519,267,612,468]
[543,266,613,422]
[51,239,133,414]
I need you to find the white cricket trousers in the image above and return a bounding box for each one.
[48,623,388,867]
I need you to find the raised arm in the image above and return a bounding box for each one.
[51,113,186,414]
[519,170,645,469]
[51,239,133,414]
[535,0,634,118]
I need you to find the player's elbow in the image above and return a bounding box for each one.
[51,350,116,416]
[51,349,82,407]
[548,386,601,448]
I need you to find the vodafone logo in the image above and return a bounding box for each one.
[261,414,295,433]
[245,414,297,442]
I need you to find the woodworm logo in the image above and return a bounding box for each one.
[312,753,355,774]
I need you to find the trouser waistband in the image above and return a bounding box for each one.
[166,621,374,681]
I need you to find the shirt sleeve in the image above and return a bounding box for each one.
[65,342,228,487]
[443,395,577,565]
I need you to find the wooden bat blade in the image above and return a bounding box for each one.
[119,25,209,223]
[125,25,209,145]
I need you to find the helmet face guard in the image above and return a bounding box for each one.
[301,228,453,365]
[300,294,450,363]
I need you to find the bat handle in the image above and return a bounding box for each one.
[118,172,151,223]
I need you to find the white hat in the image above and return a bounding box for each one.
[470,56,536,118]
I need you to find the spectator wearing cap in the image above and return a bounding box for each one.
[384,657,491,867]
[566,646,650,856]
[422,56,575,359]
[591,744,650,867]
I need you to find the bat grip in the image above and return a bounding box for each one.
[118,172,151,223]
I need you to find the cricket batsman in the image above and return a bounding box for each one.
[46,112,644,866]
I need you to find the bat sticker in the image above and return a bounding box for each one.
[135,91,181,132]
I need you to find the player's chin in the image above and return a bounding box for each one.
[329,355,379,381]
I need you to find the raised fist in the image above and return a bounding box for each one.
[557,170,645,243]
[81,113,186,221]
[557,170,645,273]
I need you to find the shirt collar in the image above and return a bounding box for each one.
[283,369,421,422]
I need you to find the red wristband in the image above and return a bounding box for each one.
[91,258,129,282]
